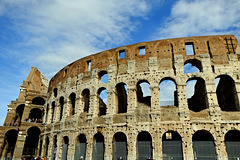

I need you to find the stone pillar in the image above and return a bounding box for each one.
[182,124,194,160]
[86,134,93,160]
[177,83,189,120]
[0,136,5,160]
[215,125,228,160]
[150,83,160,111]
[127,131,137,160]
[67,133,75,160]
[13,132,26,160]
[104,131,112,160]
[21,101,31,122]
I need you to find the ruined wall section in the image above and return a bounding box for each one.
[43,35,240,160]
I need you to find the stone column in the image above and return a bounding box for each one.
[13,132,26,160]
[127,131,137,160]
[104,131,113,160]
[177,83,189,120]
[86,134,93,160]
[182,124,194,160]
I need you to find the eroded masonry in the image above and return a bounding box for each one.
[1,35,240,160]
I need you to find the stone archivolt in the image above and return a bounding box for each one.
[1,35,240,160]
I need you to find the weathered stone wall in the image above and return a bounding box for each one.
[42,35,240,160]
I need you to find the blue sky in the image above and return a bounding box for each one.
[0,0,240,125]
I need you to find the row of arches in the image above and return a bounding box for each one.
[44,130,240,160]
[47,74,240,123]
[0,127,41,159]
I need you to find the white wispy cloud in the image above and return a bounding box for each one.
[0,0,151,78]
[154,0,240,40]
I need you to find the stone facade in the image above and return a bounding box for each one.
[1,35,240,160]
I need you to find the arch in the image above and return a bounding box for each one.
[192,130,217,159]
[92,132,104,160]
[32,97,45,105]
[162,131,183,159]
[23,127,41,156]
[99,70,108,83]
[51,102,55,123]
[113,132,127,160]
[53,88,58,97]
[1,129,18,159]
[51,135,57,160]
[159,78,178,107]
[69,92,76,116]
[116,83,128,113]
[59,97,64,121]
[98,87,107,116]
[82,89,90,113]
[215,75,240,111]
[137,80,151,106]
[45,104,49,123]
[186,77,208,112]
[62,136,69,160]
[137,131,153,160]
[184,59,202,73]
[74,134,87,160]
[44,136,49,157]
[29,108,42,122]
[225,130,240,159]
[13,104,25,125]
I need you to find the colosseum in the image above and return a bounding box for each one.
[0,35,240,160]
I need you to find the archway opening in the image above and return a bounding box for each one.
[137,131,153,160]
[29,108,42,123]
[74,134,87,160]
[69,93,76,116]
[98,88,107,116]
[92,132,104,160]
[13,104,25,125]
[51,135,57,160]
[82,89,90,113]
[184,59,202,74]
[162,131,183,159]
[59,97,64,121]
[113,132,127,160]
[23,127,41,156]
[225,130,240,159]
[116,83,127,113]
[137,80,151,106]
[1,129,18,159]
[159,79,178,107]
[215,75,240,111]
[192,130,217,159]
[186,78,208,112]
[32,97,45,105]
[62,136,69,160]
[99,71,108,83]
[51,102,55,123]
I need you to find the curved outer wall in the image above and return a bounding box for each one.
[43,35,240,160]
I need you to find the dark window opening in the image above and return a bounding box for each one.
[82,89,90,113]
[87,60,91,72]
[137,131,153,160]
[211,65,215,73]
[185,42,195,55]
[53,88,58,97]
[186,78,208,112]
[39,140,43,157]
[119,50,125,59]
[62,136,69,160]
[32,97,45,105]
[215,75,240,111]
[192,130,217,159]
[99,71,108,83]
[113,132,127,160]
[45,104,49,123]
[116,83,127,113]
[75,134,87,160]
[184,59,202,74]
[45,137,49,157]
[59,97,64,121]
[69,93,76,116]
[23,127,41,156]
[162,131,183,159]
[225,130,240,159]
[159,79,178,107]
[98,88,107,116]
[92,133,104,160]
[139,46,146,55]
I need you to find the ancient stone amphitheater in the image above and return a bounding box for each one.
[1,35,240,160]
